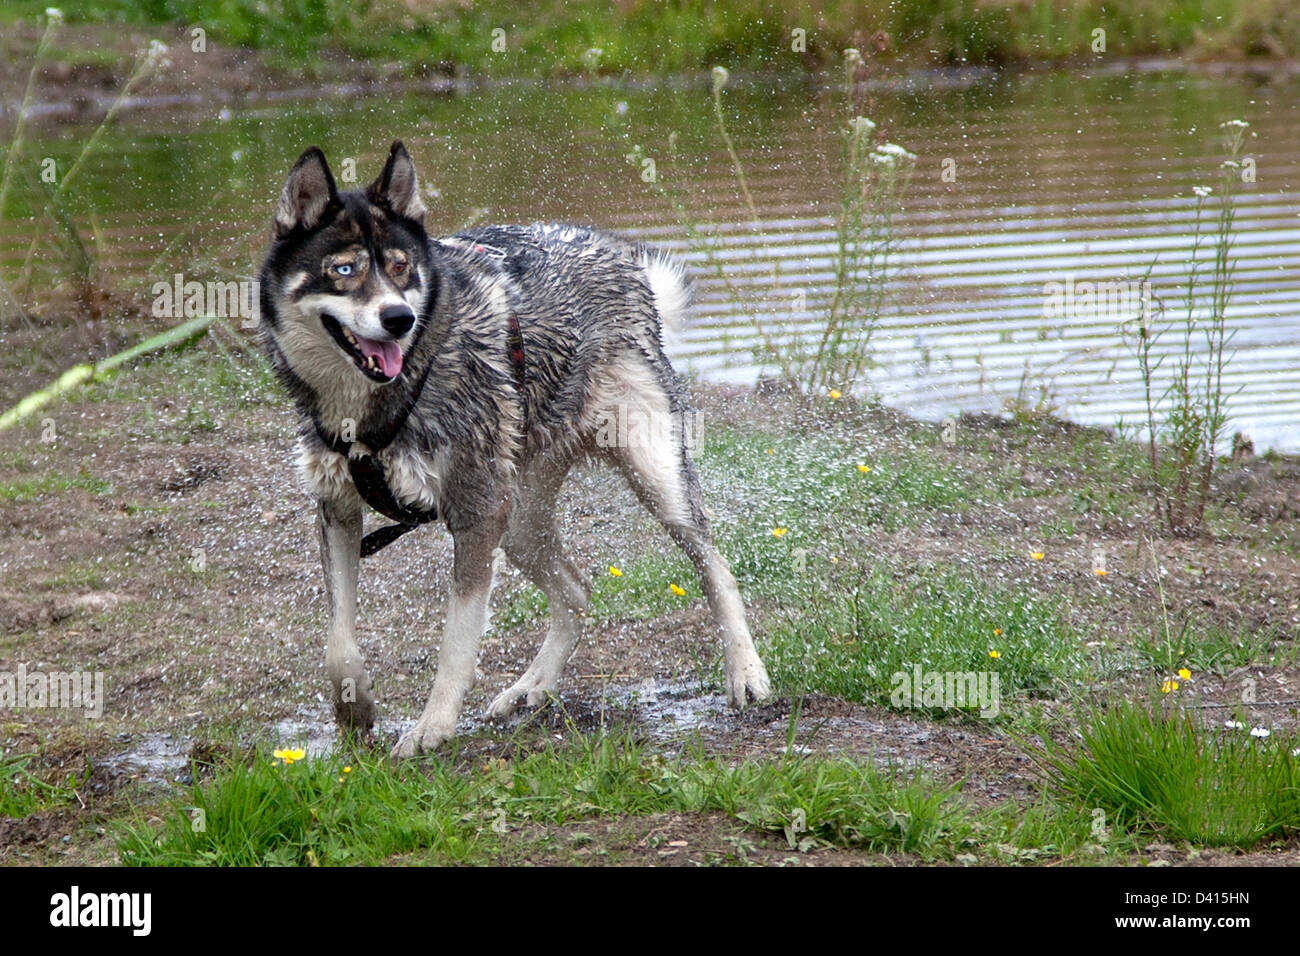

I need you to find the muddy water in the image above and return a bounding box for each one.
[98,682,729,782]
[2,66,1297,450]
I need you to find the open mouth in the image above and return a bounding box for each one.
[320,313,404,382]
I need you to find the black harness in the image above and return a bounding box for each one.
[314,307,527,558]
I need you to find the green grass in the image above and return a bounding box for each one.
[40,562,106,590]
[590,553,700,622]
[702,424,974,535]
[499,421,998,632]
[762,566,1083,715]
[0,0,1290,75]
[0,752,88,817]
[0,468,112,501]
[116,730,976,865]
[1136,620,1286,676]
[1033,700,1300,849]
[89,344,275,410]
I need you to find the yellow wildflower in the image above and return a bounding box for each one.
[273,747,306,765]
[1177,668,1191,681]
[989,650,1001,659]
[771,527,788,538]
[608,566,622,577]
[669,583,686,596]
[857,464,871,473]
[1161,679,1179,694]
[1030,552,1045,560]
[828,389,842,400]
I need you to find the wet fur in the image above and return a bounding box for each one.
[259,142,771,756]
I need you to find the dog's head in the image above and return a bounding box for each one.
[260,141,432,388]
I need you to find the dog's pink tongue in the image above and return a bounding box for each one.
[355,335,403,378]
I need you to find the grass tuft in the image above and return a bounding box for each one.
[1032,700,1300,849]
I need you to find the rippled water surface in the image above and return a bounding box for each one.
[3,66,1297,448]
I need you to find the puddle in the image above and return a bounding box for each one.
[97,681,734,785]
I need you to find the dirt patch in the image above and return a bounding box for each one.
[0,21,455,128]
[1,356,1299,863]
[0,590,122,633]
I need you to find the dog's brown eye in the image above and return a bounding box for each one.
[387,252,408,276]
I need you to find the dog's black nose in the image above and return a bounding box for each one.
[379,304,415,337]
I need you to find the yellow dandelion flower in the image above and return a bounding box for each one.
[669,583,686,596]
[273,747,306,765]
[608,566,622,577]
[1030,552,1045,560]
[1177,668,1191,681]
[343,766,352,774]
[771,527,788,538]
[1161,679,1179,694]
[989,650,1001,659]
[828,389,842,400]
[1094,568,1109,577]
[993,627,1003,636]
[857,464,871,473]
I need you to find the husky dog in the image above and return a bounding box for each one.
[258,141,771,757]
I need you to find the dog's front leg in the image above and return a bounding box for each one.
[392,514,505,758]
[319,496,375,733]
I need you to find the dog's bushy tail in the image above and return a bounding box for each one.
[635,246,694,332]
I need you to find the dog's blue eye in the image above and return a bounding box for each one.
[335,264,353,276]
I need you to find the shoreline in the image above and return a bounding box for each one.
[2,15,1298,124]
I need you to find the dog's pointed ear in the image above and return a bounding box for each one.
[368,141,427,224]
[273,147,339,239]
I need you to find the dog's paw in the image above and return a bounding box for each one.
[390,721,454,759]
[725,654,772,710]
[487,676,556,719]
[332,674,376,731]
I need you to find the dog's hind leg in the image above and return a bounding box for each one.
[489,453,591,718]
[319,496,376,733]
[597,360,772,709]
[391,510,507,758]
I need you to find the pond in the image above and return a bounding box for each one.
[3,64,1297,450]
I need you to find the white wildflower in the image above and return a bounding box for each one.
[850,116,877,136]
[878,142,916,160]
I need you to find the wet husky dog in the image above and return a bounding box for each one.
[259,142,771,756]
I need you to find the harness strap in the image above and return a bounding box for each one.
[315,302,528,559]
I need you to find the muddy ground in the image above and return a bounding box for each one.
[0,19,462,119]
[1,330,1298,865]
